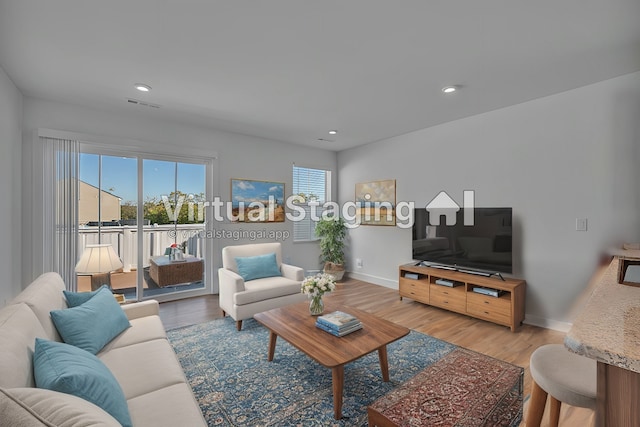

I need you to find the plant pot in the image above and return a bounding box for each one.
[323,262,345,281]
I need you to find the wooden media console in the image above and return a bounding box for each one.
[399,264,525,331]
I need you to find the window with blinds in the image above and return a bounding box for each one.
[292,165,331,241]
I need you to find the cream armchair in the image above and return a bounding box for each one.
[218,242,307,330]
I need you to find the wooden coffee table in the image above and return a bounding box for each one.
[254,300,409,420]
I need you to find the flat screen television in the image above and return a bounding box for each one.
[412,207,513,274]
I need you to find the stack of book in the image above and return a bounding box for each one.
[315,311,362,337]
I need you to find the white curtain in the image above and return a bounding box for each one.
[41,137,80,291]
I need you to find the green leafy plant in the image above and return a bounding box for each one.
[315,217,347,266]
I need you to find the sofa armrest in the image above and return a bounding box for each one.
[281,263,304,281]
[121,300,159,320]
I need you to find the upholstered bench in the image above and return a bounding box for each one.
[367,347,523,427]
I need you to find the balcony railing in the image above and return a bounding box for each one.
[78,224,206,272]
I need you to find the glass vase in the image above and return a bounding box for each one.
[309,295,324,316]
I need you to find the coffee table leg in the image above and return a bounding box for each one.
[267,331,277,362]
[378,346,390,382]
[332,365,344,419]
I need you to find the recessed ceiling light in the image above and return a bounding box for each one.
[442,86,458,94]
[328,130,338,135]
[134,83,151,92]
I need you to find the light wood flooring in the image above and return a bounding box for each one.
[158,277,594,427]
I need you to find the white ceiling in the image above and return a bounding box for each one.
[1,1,639,151]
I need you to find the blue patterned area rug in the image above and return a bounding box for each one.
[167,317,516,426]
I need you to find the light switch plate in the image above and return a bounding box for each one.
[576,218,588,231]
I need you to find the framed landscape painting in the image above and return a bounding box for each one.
[230,179,285,222]
[355,179,396,226]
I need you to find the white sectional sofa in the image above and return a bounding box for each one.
[0,272,206,426]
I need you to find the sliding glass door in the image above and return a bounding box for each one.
[78,147,212,301]
[142,159,207,299]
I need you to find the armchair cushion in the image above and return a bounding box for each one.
[234,277,302,305]
[235,253,282,282]
[222,242,282,274]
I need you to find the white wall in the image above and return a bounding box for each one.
[22,97,337,290]
[338,72,640,328]
[0,65,23,305]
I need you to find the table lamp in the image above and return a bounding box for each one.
[75,244,124,291]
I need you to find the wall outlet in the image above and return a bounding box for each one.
[356,258,363,268]
[575,218,588,232]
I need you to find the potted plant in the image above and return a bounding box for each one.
[315,217,347,281]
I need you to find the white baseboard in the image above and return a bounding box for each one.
[346,271,573,333]
[523,314,572,333]
[346,271,398,289]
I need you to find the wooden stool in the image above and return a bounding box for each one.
[526,344,596,427]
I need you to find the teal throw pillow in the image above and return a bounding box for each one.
[50,287,130,354]
[63,285,109,307]
[33,338,132,427]
[235,253,282,281]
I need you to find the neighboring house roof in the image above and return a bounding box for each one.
[79,180,122,200]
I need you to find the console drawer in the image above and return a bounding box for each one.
[399,279,429,303]
[467,292,511,316]
[467,292,511,324]
[429,285,465,313]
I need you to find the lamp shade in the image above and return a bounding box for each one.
[75,244,123,274]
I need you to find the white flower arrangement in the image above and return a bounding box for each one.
[301,273,337,297]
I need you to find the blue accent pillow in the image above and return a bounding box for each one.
[50,287,130,354]
[33,338,132,427]
[63,285,109,307]
[235,253,282,281]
